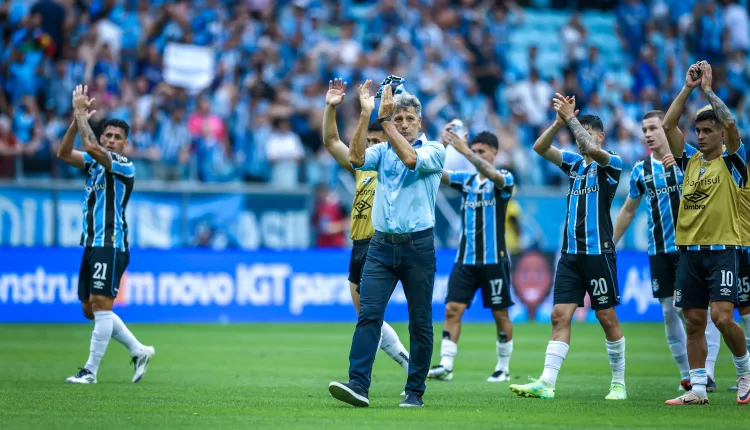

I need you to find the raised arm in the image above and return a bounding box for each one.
[349,80,376,168]
[56,120,86,169]
[322,78,355,173]
[534,96,577,166]
[552,93,612,165]
[72,85,112,171]
[613,196,642,245]
[700,62,741,153]
[444,129,507,188]
[663,64,702,157]
[377,84,418,168]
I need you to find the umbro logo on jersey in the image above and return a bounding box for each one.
[353,200,372,214]
[720,288,732,296]
[644,174,653,182]
[684,191,709,204]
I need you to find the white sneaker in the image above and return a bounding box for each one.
[427,365,453,381]
[131,346,155,383]
[400,391,406,396]
[66,368,96,384]
[487,370,510,382]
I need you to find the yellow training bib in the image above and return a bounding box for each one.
[677,152,741,247]
[740,167,750,247]
[350,170,376,241]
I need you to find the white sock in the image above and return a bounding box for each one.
[495,338,513,373]
[84,310,114,375]
[733,352,750,376]
[741,314,750,351]
[660,298,690,380]
[111,313,143,356]
[439,331,457,371]
[540,341,569,386]
[379,321,409,372]
[705,313,721,380]
[690,368,708,397]
[675,301,686,326]
[606,337,626,385]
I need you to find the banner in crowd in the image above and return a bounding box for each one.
[0,247,665,323]
[0,186,651,253]
[0,187,312,250]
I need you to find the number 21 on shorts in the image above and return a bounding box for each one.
[93,262,108,281]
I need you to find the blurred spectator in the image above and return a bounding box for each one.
[0,116,20,177]
[0,0,746,190]
[266,117,304,189]
[313,184,347,248]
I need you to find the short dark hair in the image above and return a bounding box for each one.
[470,131,499,150]
[695,109,719,125]
[643,110,665,121]
[579,114,604,133]
[367,120,383,132]
[101,118,130,138]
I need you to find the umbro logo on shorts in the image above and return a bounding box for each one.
[720,288,732,296]
[93,280,105,289]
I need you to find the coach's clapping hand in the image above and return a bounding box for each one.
[377,83,394,120]
[662,153,677,169]
[359,80,374,115]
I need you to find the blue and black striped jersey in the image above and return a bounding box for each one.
[449,170,515,265]
[629,155,683,255]
[559,150,623,255]
[81,152,135,251]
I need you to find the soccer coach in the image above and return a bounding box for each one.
[328,81,446,408]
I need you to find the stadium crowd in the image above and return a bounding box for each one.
[0,0,748,188]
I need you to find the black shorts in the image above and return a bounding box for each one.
[675,249,738,309]
[78,247,129,301]
[553,252,619,310]
[446,261,514,309]
[738,248,750,307]
[648,252,680,299]
[348,239,371,288]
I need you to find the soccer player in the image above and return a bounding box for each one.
[509,94,627,400]
[612,110,691,390]
[56,85,154,384]
[662,61,750,405]
[428,127,515,383]
[322,79,410,374]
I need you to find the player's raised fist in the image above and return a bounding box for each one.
[326,78,347,106]
[685,64,702,88]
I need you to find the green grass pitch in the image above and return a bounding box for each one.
[0,322,744,429]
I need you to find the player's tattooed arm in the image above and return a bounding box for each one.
[444,130,506,187]
[700,62,741,152]
[565,116,611,166]
[56,121,86,168]
[72,85,113,171]
[536,95,577,166]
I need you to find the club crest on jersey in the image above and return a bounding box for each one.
[361,176,374,186]
[651,278,660,292]
[699,167,707,179]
